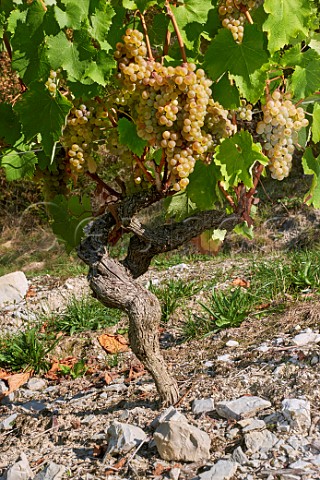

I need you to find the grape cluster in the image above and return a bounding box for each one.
[256,90,308,180]
[235,99,253,122]
[45,70,59,97]
[0,51,21,104]
[218,0,260,42]
[114,29,234,191]
[61,101,111,174]
[36,155,70,200]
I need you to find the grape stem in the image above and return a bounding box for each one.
[138,11,154,60]
[86,172,121,199]
[162,29,171,63]
[133,149,155,185]
[218,182,236,210]
[233,2,254,24]
[165,1,187,63]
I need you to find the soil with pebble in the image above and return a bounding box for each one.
[0,253,320,480]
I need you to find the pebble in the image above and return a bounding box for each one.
[105,421,147,455]
[6,452,34,480]
[0,380,8,395]
[193,459,238,480]
[225,340,239,347]
[34,462,66,480]
[26,378,46,391]
[244,429,278,453]
[282,398,311,431]
[232,446,249,465]
[192,398,215,415]
[0,413,18,430]
[0,271,29,307]
[216,354,233,363]
[216,396,271,420]
[238,418,266,432]
[169,467,181,480]
[154,420,211,462]
[292,331,320,346]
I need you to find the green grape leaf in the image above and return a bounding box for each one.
[118,118,147,156]
[48,194,92,253]
[312,103,320,143]
[14,84,72,156]
[26,0,46,37]
[0,104,22,146]
[186,161,222,211]
[164,191,198,221]
[211,73,240,109]
[47,31,84,80]
[233,222,254,239]
[121,0,160,10]
[203,25,269,103]
[263,0,310,53]
[1,151,37,181]
[214,131,268,190]
[84,51,116,85]
[149,13,170,47]
[281,47,320,98]
[89,4,115,50]
[54,2,84,29]
[171,0,213,52]
[302,147,320,208]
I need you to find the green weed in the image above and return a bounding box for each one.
[0,327,59,373]
[58,359,88,379]
[49,295,122,335]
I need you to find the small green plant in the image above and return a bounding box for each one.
[50,295,122,335]
[289,252,320,291]
[150,278,202,323]
[184,287,252,339]
[107,353,119,368]
[59,359,88,379]
[0,327,59,373]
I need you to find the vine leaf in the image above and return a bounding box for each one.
[48,194,92,253]
[0,104,22,146]
[186,161,222,211]
[84,51,116,85]
[214,131,268,190]
[1,151,38,181]
[54,2,84,30]
[302,147,320,208]
[203,25,269,103]
[263,0,310,53]
[281,46,320,98]
[89,4,115,51]
[118,118,148,156]
[47,31,84,80]
[14,84,72,156]
[312,103,320,143]
[164,191,197,221]
[211,73,240,109]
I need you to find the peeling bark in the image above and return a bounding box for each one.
[78,188,240,404]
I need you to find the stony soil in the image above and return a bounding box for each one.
[0,256,320,480]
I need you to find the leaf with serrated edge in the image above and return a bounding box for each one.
[47,31,84,80]
[118,118,147,156]
[263,0,310,53]
[312,103,320,143]
[89,4,115,51]
[164,191,197,221]
[15,84,72,156]
[1,151,38,181]
[281,47,320,98]
[186,161,221,211]
[203,25,269,103]
[302,147,320,208]
[54,3,83,29]
[214,131,268,190]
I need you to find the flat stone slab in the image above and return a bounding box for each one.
[192,398,215,415]
[216,396,271,420]
[106,421,147,455]
[0,271,28,307]
[282,398,311,431]
[194,460,238,480]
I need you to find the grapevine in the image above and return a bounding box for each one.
[218,0,261,42]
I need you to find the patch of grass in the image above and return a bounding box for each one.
[150,278,203,323]
[0,327,59,373]
[48,295,122,335]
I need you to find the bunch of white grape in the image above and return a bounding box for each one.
[218,0,260,42]
[256,90,308,180]
[114,29,234,191]
[61,101,111,174]
[235,99,253,122]
[45,70,59,97]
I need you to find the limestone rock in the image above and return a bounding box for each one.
[154,420,211,462]
[282,398,311,431]
[194,460,238,480]
[292,332,320,346]
[0,413,18,431]
[34,462,66,480]
[238,418,266,432]
[6,452,34,480]
[106,421,147,455]
[151,406,187,429]
[232,446,249,465]
[244,429,278,453]
[216,396,271,420]
[0,271,28,307]
[26,377,46,391]
[192,398,215,415]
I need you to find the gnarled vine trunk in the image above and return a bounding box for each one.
[78,188,240,405]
